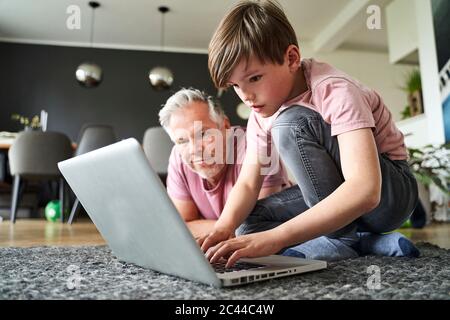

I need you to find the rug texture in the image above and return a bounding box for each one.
[0,242,449,300]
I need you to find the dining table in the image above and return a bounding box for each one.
[0,132,17,183]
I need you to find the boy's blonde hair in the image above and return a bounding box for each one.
[208,0,298,88]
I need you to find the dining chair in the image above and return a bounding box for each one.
[67,124,117,224]
[8,131,73,223]
[142,127,174,185]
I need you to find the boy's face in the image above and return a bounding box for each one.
[227,50,298,118]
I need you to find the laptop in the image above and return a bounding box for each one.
[58,138,326,287]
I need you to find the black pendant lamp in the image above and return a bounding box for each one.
[148,6,174,90]
[75,1,103,88]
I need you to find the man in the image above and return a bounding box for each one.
[159,88,290,238]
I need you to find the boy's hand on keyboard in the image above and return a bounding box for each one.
[198,225,235,253]
[205,230,284,268]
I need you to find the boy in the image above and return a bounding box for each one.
[199,0,419,266]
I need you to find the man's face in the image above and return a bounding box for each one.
[168,101,229,180]
[227,52,296,118]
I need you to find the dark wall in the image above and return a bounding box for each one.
[0,42,244,142]
[432,0,450,71]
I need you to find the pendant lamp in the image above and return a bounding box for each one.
[148,6,174,90]
[75,1,103,88]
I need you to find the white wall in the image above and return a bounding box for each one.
[299,41,416,122]
[415,0,445,145]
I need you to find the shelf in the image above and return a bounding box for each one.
[396,113,426,127]
[396,113,428,148]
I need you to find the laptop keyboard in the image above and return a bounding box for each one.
[212,260,266,274]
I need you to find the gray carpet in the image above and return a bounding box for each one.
[1,242,449,300]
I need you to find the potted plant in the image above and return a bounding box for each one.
[408,143,450,222]
[11,113,41,131]
[400,69,423,120]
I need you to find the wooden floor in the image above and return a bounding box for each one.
[0,219,106,247]
[0,218,449,249]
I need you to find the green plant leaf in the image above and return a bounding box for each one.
[402,69,422,93]
[408,143,450,196]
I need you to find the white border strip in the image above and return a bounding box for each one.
[0,37,208,54]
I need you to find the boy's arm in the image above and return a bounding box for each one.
[170,197,216,239]
[200,150,265,251]
[273,128,382,245]
[206,128,382,267]
[258,185,282,199]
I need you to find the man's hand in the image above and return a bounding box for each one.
[204,230,285,268]
[197,225,235,253]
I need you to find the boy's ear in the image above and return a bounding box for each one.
[285,45,301,71]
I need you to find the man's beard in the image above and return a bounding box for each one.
[191,163,226,181]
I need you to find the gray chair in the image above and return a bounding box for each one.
[142,127,174,184]
[8,131,73,223]
[68,124,116,224]
[74,124,117,156]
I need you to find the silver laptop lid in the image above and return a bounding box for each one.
[58,138,221,287]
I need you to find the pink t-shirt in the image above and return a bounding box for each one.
[167,126,290,219]
[247,58,407,161]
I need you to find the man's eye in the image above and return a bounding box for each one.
[249,75,262,82]
[176,140,188,145]
[202,131,211,139]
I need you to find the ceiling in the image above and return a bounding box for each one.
[0,0,392,54]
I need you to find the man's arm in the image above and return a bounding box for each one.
[170,197,216,238]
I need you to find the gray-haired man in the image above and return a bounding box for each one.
[159,88,290,239]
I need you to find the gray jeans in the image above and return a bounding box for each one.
[237,106,418,259]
